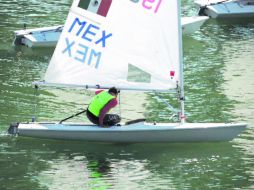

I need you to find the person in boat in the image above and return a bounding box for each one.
[86,87,121,127]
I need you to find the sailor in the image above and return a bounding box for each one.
[87,87,121,127]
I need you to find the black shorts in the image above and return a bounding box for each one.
[86,109,121,126]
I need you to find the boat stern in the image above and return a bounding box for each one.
[8,122,19,135]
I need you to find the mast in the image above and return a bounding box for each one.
[177,0,185,124]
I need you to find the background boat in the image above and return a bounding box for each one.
[196,0,254,18]
[13,16,209,48]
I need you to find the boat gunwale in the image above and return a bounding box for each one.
[17,122,248,132]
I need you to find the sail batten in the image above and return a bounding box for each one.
[44,0,182,91]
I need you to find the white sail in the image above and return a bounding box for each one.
[44,0,182,91]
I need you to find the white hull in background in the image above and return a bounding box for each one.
[195,0,254,18]
[182,16,209,35]
[13,25,63,48]
[10,122,247,143]
[13,16,208,48]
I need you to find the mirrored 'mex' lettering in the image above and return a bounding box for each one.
[62,38,75,57]
[62,37,101,69]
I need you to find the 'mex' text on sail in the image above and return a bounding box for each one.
[62,17,112,69]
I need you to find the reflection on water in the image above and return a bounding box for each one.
[0,0,254,189]
[1,137,253,190]
[222,40,254,122]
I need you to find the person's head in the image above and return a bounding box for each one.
[108,87,118,97]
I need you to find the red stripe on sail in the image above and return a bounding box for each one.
[97,0,112,17]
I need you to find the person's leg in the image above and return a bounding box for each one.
[86,110,99,125]
[103,114,121,126]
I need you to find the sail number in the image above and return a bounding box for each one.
[61,17,113,69]
[130,0,162,13]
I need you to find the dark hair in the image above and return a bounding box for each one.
[108,87,118,95]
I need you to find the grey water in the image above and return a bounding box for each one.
[0,0,254,189]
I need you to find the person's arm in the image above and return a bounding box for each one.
[99,98,118,127]
[95,89,103,95]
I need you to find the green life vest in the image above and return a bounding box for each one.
[88,91,115,117]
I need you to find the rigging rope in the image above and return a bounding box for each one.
[154,91,179,121]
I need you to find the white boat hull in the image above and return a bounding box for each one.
[196,0,254,18]
[9,122,247,143]
[13,17,208,48]
[13,25,63,48]
[181,16,209,35]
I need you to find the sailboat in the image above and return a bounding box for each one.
[13,18,209,48]
[196,0,254,18]
[9,0,247,143]
[13,25,63,48]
